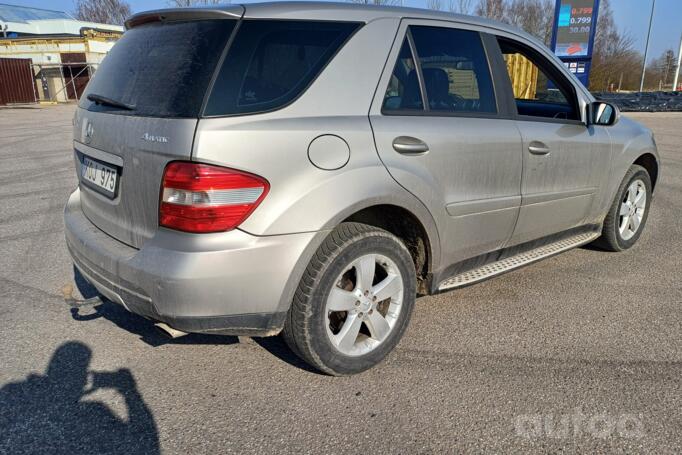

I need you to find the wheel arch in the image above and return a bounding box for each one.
[342,204,434,294]
[274,195,440,317]
[633,153,659,191]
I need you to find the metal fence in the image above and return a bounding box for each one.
[0,59,100,105]
[0,57,36,105]
[31,62,99,103]
[593,91,682,112]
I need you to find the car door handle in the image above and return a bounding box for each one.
[528,141,550,155]
[392,136,429,155]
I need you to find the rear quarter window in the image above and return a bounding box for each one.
[204,20,361,117]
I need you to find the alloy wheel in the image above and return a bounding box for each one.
[325,254,404,356]
[618,179,647,241]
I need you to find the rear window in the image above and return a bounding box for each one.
[79,20,236,118]
[204,20,360,116]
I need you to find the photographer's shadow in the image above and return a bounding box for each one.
[0,342,159,454]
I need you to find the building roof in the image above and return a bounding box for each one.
[0,3,123,36]
[0,3,72,23]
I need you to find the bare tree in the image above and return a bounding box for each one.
[427,0,444,10]
[659,49,677,87]
[474,0,506,21]
[348,0,402,5]
[74,0,131,25]
[167,0,228,6]
[505,0,553,44]
[427,0,476,14]
[589,0,641,91]
[645,49,677,90]
[449,0,474,14]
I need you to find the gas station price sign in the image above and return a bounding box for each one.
[554,0,599,57]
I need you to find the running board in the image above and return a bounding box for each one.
[437,231,600,291]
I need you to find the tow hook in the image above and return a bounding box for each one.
[61,284,103,308]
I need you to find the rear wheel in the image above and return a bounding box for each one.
[594,165,652,252]
[282,222,416,375]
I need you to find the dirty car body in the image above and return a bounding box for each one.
[65,2,659,374]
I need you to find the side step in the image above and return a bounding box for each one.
[437,231,600,292]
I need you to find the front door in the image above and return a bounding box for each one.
[370,21,523,270]
[495,36,612,245]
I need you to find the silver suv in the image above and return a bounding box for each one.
[65,2,659,375]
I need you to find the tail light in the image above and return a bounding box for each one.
[159,162,269,233]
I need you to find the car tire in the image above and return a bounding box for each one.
[594,164,652,252]
[282,222,416,376]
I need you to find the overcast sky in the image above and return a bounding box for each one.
[8,0,681,59]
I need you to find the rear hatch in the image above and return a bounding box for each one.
[73,8,242,248]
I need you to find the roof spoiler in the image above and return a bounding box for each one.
[125,6,244,30]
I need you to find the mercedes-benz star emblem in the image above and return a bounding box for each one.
[84,122,94,144]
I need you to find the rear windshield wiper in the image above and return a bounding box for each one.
[87,93,136,111]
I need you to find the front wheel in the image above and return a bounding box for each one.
[282,222,416,376]
[594,164,652,252]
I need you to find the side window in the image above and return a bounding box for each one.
[383,26,496,114]
[204,20,360,116]
[411,26,496,113]
[498,38,579,121]
[383,38,422,111]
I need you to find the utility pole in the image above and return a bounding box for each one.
[673,33,682,91]
[639,0,656,92]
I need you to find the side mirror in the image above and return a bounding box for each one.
[589,101,620,126]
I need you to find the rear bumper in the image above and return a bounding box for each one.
[64,188,324,336]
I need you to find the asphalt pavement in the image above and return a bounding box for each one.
[0,105,680,453]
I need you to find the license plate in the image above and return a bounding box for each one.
[81,156,118,197]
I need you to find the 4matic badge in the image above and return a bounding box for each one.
[141,133,169,143]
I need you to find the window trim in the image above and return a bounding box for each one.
[406,28,429,111]
[494,35,586,127]
[200,18,243,116]
[200,18,365,119]
[380,23,508,120]
[481,32,517,116]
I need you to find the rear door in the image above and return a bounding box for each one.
[370,20,523,268]
[73,10,241,248]
[494,36,612,245]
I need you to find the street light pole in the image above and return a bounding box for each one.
[673,33,682,91]
[639,0,656,92]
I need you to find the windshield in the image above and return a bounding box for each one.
[79,19,236,118]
